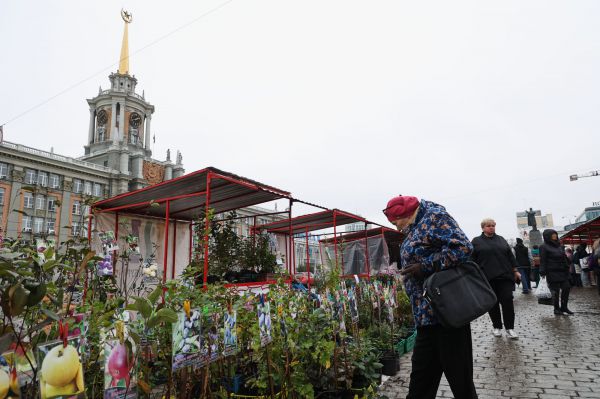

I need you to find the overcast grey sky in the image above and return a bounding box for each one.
[1,1,599,240]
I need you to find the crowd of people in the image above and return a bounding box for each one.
[383,194,600,399]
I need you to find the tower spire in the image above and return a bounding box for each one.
[118,9,133,75]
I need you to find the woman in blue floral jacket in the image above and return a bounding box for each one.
[384,195,477,399]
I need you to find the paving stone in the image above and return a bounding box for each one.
[378,286,600,398]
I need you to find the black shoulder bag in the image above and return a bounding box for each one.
[423,261,497,328]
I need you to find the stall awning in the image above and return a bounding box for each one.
[257,209,385,235]
[93,167,291,221]
[560,215,600,245]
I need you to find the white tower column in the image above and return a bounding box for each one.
[111,102,117,141]
[144,114,152,150]
[88,108,95,144]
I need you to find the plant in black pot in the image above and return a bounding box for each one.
[350,336,383,390]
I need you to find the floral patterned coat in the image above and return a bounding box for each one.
[400,200,473,327]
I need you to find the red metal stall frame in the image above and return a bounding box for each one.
[256,208,387,282]
[91,167,293,289]
[560,215,600,246]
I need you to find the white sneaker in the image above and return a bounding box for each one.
[493,328,502,337]
[506,329,519,340]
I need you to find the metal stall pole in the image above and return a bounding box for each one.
[114,213,119,279]
[163,201,170,285]
[189,222,193,264]
[305,227,310,292]
[203,173,213,288]
[364,222,371,280]
[333,210,338,272]
[288,199,295,276]
[171,220,177,279]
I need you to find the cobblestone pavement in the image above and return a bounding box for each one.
[379,286,600,398]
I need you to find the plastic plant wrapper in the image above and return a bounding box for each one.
[205,313,220,363]
[0,351,21,398]
[257,300,273,347]
[104,339,137,399]
[37,337,85,399]
[223,310,238,357]
[13,348,35,387]
[172,309,205,371]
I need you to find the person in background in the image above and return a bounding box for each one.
[471,219,520,339]
[573,244,590,287]
[565,247,577,286]
[590,239,600,295]
[383,195,477,399]
[540,229,573,315]
[531,245,541,288]
[513,238,532,294]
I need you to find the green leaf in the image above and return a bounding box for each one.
[146,315,160,329]
[43,247,55,260]
[41,308,60,321]
[25,283,46,307]
[128,330,141,345]
[9,284,29,316]
[135,297,152,320]
[147,285,163,305]
[155,308,178,324]
[42,259,58,272]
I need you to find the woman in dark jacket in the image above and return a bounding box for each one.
[471,218,520,339]
[539,229,573,315]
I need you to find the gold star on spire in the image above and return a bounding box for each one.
[118,9,133,75]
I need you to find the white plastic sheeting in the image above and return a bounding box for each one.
[93,212,191,291]
[319,235,390,276]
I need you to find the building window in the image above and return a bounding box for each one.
[25,169,37,185]
[22,216,32,232]
[73,179,83,193]
[84,181,92,195]
[72,222,80,236]
[33,217,44,234]
[35,195,46,210]
[93,183,103,197]
[0,188,4,205]
[72,200,81,215]
[82,205,90,217]
[37,172,48,187]
[47,197,57,212]
[49,174,60,189]
[47,219,55,234]
[0,163,7,179]
[23,193,34,209]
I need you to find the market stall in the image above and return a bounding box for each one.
[90,167,293,289]
[256,209,389,287]
[560,215,600,246]
[319,227,403,277]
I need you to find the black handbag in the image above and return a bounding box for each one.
[423,261,497,328]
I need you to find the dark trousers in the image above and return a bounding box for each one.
[596,271,600,295]
[549,280,570,310]
[407,324,477,399]
[517,267,531,292]
[531,267,540,287]
[488,279,515,329]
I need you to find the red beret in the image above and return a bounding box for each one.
[383,196,419,222]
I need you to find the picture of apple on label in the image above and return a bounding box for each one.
[0,351,21,399]
[37,337,85,399]
[104,339,137,399]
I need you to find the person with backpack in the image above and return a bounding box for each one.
[573,244,590,287]
[513,238,532,294]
